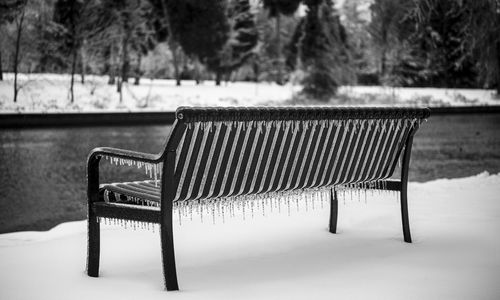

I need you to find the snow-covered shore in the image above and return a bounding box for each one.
[1,172,499,299]
[0,73,498,113]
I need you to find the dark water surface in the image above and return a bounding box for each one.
[1,114,499,233]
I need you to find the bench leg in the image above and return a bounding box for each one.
[161,217,179,291]
[87,213,100,277]
[329,189,338,233]
[400,188,412,243]
[400,131,415,243]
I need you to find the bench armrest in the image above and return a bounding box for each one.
[88,147,161,164]
[87,147,162,205]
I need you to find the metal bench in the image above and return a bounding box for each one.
[86,106,430,290]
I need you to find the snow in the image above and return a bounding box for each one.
[0,73,498,113]
[1,172,500,299]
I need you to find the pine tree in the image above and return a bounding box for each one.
[262,0,301,84]
[463,0,500,93]
[54,0,85,103]
[341,0,376,84]
[369,0,427,86]
[166,0,230,65]
[207,0,258,85]
[285,17,304,71]
[409,0,477,88]
[299,0,352,100]
[369,0,408,78]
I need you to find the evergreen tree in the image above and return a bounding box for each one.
[54,0,85,102]
[262,0,301,84]
[369,0,407,78]
[254,3,300,83]
[453,1,499,93]
[341,0,376,84]
[298,0,352,100]
[207,0,258,85]
[369,0,428,86]
[34,1,66,74]
[284,16,303,71]
[166,0,230,65]
[409,0,477,88]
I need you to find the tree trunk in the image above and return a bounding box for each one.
[108,46,116,85]
[215,71,222,86]
[134,52,141,85]
[120,34,129,84]
[276,13,283,85]
[117,74,122,93]
[0,44,3,81]
[194,58,201,84]
[381,48,386,77]
[497,41,500,95]
[171,41,181,86]
[80,39,86,84]
[253,59,259,82]
[70,46,77,103]
[159,0,180,86]
[117,33,123,95]
[13,7,26,103]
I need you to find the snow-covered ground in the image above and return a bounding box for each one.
[0,73,498,113]
[1,172,499,299]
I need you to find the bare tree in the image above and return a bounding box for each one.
[1,0,28,81]
[0,0,26,94]
[13,3,26,102]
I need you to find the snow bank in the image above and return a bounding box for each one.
[1,73,498,113]
[339,86,499,107]
[0,73,298,113]
[1,173,499,299]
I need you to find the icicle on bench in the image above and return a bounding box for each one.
[86,106,430,291]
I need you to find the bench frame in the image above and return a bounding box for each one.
[87,107,426,291]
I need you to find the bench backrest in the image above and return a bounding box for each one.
[165,107,429,202]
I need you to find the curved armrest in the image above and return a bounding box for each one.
[87,147,162,204]
[88,147,162,164]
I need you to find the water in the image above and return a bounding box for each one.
[0,125,171,233]
[1,113,499,233]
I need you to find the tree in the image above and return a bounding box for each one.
[54,0,85,103]
[262,0,301,84]
[207,0,258,85]
[81,0,156,101]
[461,1,500,93]
[255,3,300,83]
[297,0,352,100]
[148,0,189,85]
[0,0,27,81]
[409,0,478,88]
[35,3,67,74]
[341,0,377,84]
[166,0,230,69]
[369,0,412,79]
[6,0,28,102]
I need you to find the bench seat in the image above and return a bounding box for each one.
[100,180,161,205]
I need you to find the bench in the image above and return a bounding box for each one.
[86,106,430,290]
